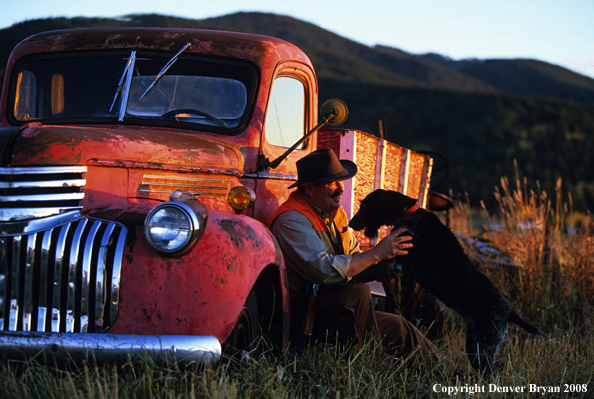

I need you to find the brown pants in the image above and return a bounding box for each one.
[314,282,457,374]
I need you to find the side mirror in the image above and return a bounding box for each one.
[320,98,348,126]
[262,99,348,170]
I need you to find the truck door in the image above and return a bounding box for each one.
[254,65,318,226]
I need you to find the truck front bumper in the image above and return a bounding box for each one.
[0,331,221,365]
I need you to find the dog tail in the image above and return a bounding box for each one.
[509,311,546,337]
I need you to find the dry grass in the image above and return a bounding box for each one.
[1,172,593,398]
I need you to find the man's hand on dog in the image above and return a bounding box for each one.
[347,227,413,277]
[373,227,413,260]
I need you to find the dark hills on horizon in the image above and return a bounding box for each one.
[2,12,593,103]
[1,12,593,211]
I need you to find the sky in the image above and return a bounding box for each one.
[1,0,593,79]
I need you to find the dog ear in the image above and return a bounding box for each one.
[403,195,418,210]
[387,191,417,212]
[378,191,412,223]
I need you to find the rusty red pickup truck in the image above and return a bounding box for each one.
[0,28,433,364]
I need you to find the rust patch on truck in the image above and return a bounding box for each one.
[219,219,261,250]
[222,253,239,271]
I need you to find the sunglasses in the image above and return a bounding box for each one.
[316,181,343,190]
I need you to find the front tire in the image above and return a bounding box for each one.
[223,290,261,361]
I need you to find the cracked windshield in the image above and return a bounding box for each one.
[12,49,256,131]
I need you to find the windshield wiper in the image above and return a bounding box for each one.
[139,42,191,101]
[110,51,137,121]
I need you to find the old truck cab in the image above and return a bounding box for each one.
[0,28,432,364]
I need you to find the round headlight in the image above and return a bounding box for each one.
[145,202,205,255]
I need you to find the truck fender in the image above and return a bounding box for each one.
[110,209,289,348]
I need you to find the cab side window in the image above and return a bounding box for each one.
[264,77,306,148]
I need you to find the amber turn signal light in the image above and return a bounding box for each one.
[228,186,256,212]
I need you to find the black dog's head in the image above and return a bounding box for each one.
[349,189,418,238]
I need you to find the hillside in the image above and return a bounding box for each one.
[415,51,594,103]
[1,12,593,211]
[2,12,594,101]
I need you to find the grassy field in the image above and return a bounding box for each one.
[1,176,592,398]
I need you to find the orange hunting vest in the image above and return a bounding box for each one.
[270,191,355,298]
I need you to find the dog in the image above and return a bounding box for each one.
[348,189,545,372]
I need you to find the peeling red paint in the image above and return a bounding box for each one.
[0,27,318,352]
[107,211,284,340]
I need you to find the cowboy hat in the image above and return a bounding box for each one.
[288,148,358,189]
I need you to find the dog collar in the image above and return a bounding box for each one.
[398,203,420,222]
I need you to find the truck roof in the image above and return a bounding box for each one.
[6,27,313,71]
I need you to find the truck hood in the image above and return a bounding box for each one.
[5,124,245,172]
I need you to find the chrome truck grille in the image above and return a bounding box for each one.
[0,166,127,333]
[0,166,86,222]
[0,214,127,333]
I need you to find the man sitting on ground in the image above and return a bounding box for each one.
[269,148,457,374]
